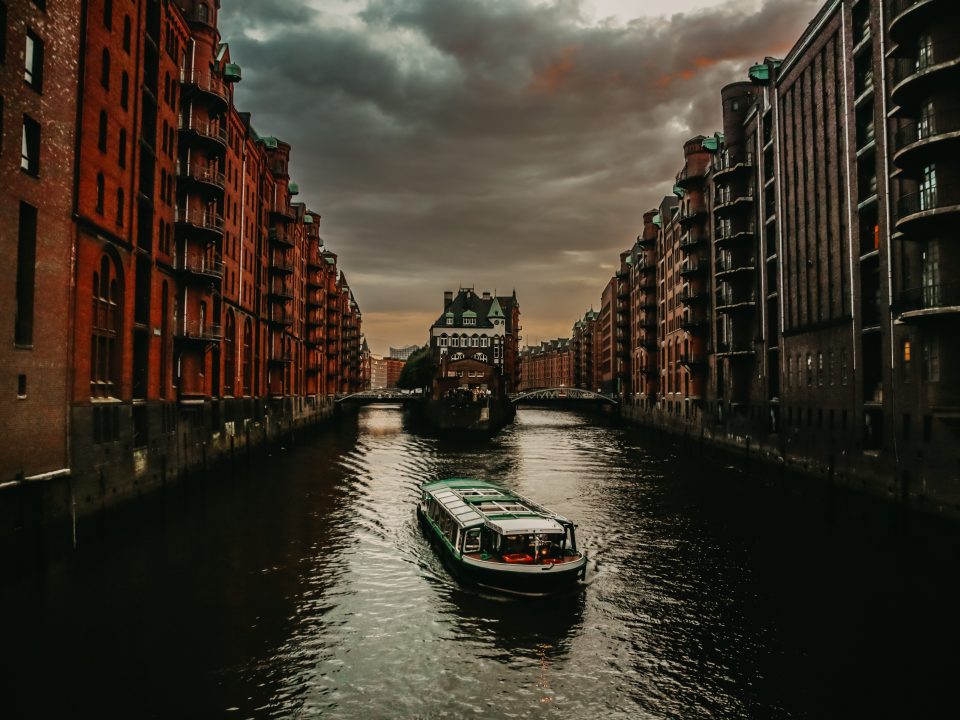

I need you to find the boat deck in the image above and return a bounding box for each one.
[463,553,581,565]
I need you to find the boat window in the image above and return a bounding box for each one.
[463,528,481,553]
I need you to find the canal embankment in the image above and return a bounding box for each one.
[620,402,960,519]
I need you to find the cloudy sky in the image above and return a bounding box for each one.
[220,0,820,354]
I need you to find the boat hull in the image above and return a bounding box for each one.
[417,505,586,595]
[419,397,516,433]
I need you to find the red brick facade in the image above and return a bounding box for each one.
[1,1,363,521]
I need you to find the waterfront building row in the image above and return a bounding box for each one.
[562,0,960,511]
[1,0,363,524]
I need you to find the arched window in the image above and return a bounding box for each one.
[104,0,113,29]
[101,48,110,89]
[197,4,209,23]
[116,187,124,226]
[121,72,129,109]
[224,311,236,395]
[123,16,132,53]
[164,73,170,104]
[118,129,126,168]
[242,318,252,395]
[91,254,122,397]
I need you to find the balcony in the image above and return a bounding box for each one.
[680,316,706,332]
[269,281,294,300]
[268,350,293,365]
[712,152,754,181]
[269,227,295,248]
[678,286,707,304]
[715,223,756,247]
[679,259,705,277]
[716,290,757,313]
[183,5,215,28]
[715,256,756,278]
[675,164,707,190]
[174,253,223,281]
[714,187,755,216]
[678,202,708,226]
[178,117,227,153]
[679,228,707,251]
[270,202,297,222]
[715,341,756,358]
[267,309,293,326]
[888,0,941,46]
[179,69,228,111]
[174,206,224,241]
[898,281,960,321]
[177,161,225,195]
[175,318,222,342]
[894,108,960,171]
[896,183,960,234]
[269,254,295,274]
[891,53,960,109]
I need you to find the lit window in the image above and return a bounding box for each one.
[24,30,43,90]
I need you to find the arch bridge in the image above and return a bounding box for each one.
[509,388,618,405]
[334,389,420,405]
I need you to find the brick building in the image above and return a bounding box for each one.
[518,339,573,391]
[571,0,960,512]
[0,0,83,486]
[1,0,363,527]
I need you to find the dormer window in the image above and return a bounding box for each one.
[446,317,453,326]
[464,317,476,326]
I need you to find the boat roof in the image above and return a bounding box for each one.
[423,478,568,534]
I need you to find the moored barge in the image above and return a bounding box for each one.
[417,478,586,595]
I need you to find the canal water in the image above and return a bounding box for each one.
[3,407,959,718]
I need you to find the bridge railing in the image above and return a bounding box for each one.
[509,388,619,404]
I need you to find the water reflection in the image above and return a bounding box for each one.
[2,406,959,719]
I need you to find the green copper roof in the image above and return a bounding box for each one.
[673,184,685,197]
[462,309,477,318]
[702,136,720,152]
[487,297,505,318]
[445,311,454,317]
[653,213,662,227]
[625,255,633,265]
[325,257,335,265]
[303,215,313,224]
[261,136,278,149]
[289,182,299,195]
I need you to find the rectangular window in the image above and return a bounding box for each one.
[21,115,40,174]
[15,202,38,345]
[24,30,43,90]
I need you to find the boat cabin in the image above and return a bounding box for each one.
[421,480,579,565]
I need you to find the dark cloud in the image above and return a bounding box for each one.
[220,0,820,352]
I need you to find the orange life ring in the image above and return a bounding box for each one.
[502,553,534,564]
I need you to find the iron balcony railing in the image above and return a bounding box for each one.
[174,206,225,234]
[177,161,226,190]
[174,253,224,278]
[180,69,227,103]
[175,318,222,341]
[899,282,960,313]
[716,256,756,273]
[896,108,960,151]
[713,151,754,174]
[898,183,960,219]
[178,117,227,146]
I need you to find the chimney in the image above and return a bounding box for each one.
[482,291,491,300]
[443,291,453,310]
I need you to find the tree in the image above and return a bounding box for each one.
[397,345,434,390]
